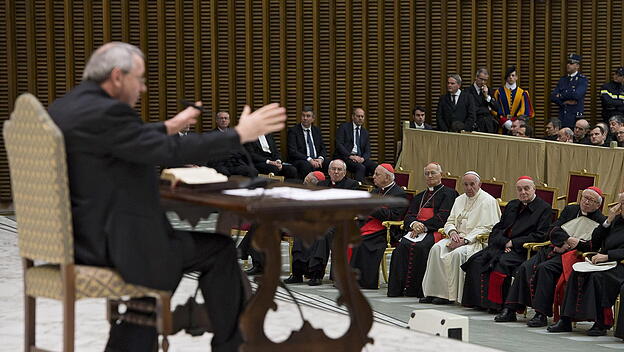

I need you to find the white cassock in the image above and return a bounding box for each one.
[422,188,501,302]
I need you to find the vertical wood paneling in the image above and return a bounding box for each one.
[0,0,623,199]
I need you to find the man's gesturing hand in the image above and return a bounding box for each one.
[235,103,287,143]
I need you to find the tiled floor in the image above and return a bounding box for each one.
[2,213,624,351]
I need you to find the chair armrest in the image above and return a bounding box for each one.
[582,251,598,258]
[438,228,447,238]
[556,195,567,201]
[523,241,551,251]
[475,233,489,243]
[382,220,405,230]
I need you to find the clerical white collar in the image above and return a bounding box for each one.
[569,71,578,78]
[381,181,395,191]
[428,183,441,191]
[505,82,517,90]
[522,194,537,205]
[581,210,588,216]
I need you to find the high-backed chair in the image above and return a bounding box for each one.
[4,94,173,352]
[480,178,505,200]
[440,172,460,192]
[535,185,560,221]
[556,169,598,206]
[394,167,414,191]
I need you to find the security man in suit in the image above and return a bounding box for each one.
[436,74,477,132]
[551,53,588,129]
[334,108,377,182]
[287,107,329,179]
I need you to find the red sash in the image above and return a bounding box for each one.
[348,217,385,262]
[552,250,614,326]
[416,208,443,243]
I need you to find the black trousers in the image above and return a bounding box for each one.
[254,162,298,180]
[343,157,377,182]
[291,158,330,179]
[105,231,245,352]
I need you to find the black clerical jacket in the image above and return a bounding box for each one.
[334,122,371,160]
[577,216,624,261]
[48,80,241,290]
[287,124,327,161]
[403,184,458,233]
[358,183,408,251]
[318,177,359,190]
[487,197,553,253]
[465,84,500,133]
[549,204,606,247]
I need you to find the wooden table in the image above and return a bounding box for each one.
[160,183,408,351]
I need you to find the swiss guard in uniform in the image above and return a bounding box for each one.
[550,53,588,129]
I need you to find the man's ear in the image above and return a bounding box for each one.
[109,67,124,88]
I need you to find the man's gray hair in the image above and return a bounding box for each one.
[448,74,462,86]
[609,115,624,124]
[82,42,145,83]
[329,159,347,170]
[475,68,489,77]
[561,127,574,138]
[424,162,443,174]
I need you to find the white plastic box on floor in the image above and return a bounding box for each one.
[407,309,470,342]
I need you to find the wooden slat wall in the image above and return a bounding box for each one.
[1,0,623,200]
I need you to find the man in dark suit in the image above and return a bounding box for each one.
[334,108,377,182]
[47,42,287,352]
[210,111,258,177]
[466,68,500,133]
[436,74,477,132]
[287,107,329,178]
[409,105,433,129]
[350,163,408,289]
[244,132,298,179]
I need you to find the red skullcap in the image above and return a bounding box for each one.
[312,171,325,181]
[587,186,604,198]
[380,163,395,174]
[517,176,533,182]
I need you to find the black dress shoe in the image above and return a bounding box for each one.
[587,323,607,336]
[494,308,517,322]
[307,278,322,286]
[527,312,548,327]
[547,318,572,333]
[283,274,303,284]
[419,296,433,303]
[432,298,451,305]
[245,266,263,275]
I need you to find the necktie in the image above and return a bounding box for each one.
[355,126,361,155]
[452,94,456,104]
[305,129,316,159]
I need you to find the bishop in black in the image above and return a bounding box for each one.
[462,177,552,310]
[285,160,359,285]
[387,162,458,297]
[350,164,408,289]
[495,190,606,326]
[548,194,624,336]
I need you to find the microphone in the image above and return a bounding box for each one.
[180,99,206,112]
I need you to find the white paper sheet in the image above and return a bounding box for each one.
[222,186,372,201]
[402,232,427,243]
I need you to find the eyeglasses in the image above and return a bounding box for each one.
[329,167,345,172]
[581,195,600,205]
[424,171,440,176]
